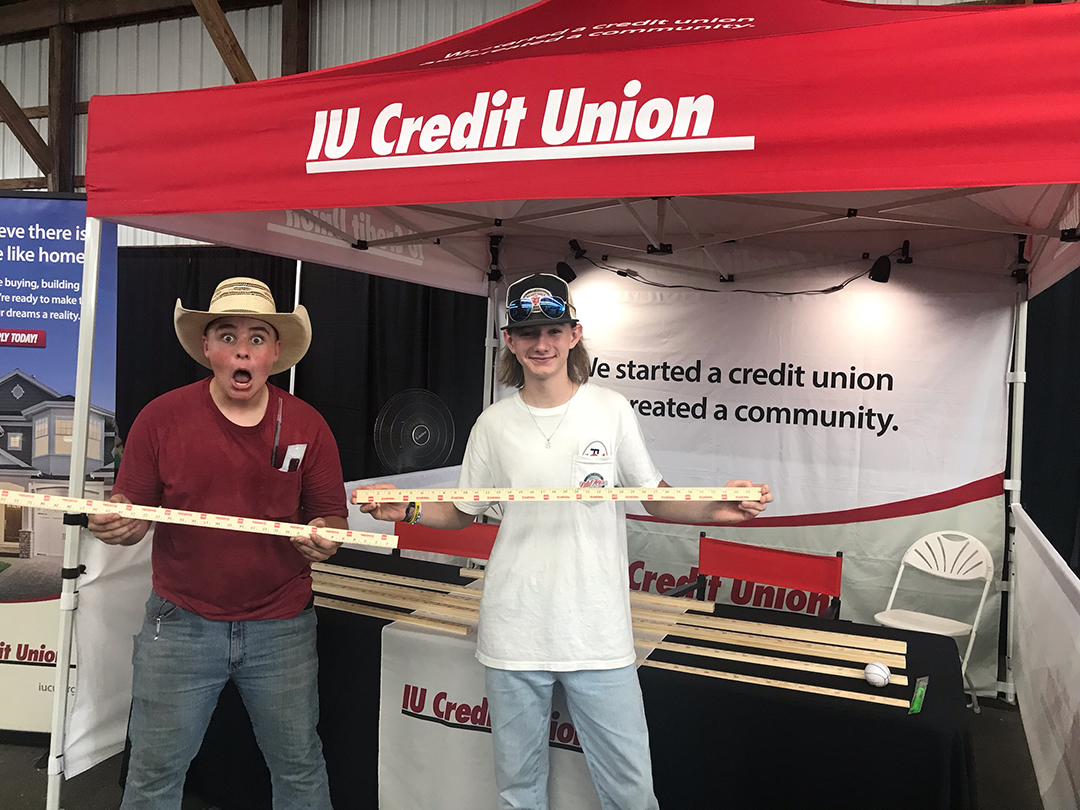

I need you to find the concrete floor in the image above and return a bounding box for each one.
[969,698,1046,810]
[0,733,214,810]
[0,697,1044,810]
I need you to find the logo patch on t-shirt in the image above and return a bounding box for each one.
[580,472,608,488]
[583,441,609,458]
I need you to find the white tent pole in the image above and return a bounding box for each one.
[1003,291,1028,704]
[289,259,302,395]
[46,215,103,810]
[484,277,498,407]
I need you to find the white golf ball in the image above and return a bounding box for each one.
[863,662,891,687]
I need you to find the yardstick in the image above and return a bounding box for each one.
[0,489,397,549]
[352,486,763,504]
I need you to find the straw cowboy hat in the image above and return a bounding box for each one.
[174,277,312,375]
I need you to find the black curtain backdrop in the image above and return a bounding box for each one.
[116,247,487,481]
[297,262,487,480]
[1022,267,1080,572]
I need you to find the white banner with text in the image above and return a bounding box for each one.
[0,196,117,735]
[567,264,1015,690]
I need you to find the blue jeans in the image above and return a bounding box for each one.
[121,591,332,810]
[485,665,660,810]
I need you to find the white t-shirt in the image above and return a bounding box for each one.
[456,383,662,671]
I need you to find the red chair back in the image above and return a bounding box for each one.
[394,520,498,559]
[699,535,843,597]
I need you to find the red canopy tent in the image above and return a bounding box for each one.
[83,0,1080,295]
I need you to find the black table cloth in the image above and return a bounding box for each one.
[182,553,976,810]
[641,603,976,810]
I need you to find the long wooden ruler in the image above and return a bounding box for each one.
[313,573,906,669]
[0,489,397,549]
[456,567,906,656]
[314,595,472,636]
[648,638,909,687]
[310,580,908,686]
[311,567,908,670]
[313,565,907,665]
[630,614,906,669]
[309,568,911,709]
[352,486,763,504]
[639,658,911,709]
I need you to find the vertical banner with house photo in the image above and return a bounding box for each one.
[0,195,117,731]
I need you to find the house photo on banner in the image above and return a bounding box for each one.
[0,195,118,735]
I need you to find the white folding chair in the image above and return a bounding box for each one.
[874,530,995,712]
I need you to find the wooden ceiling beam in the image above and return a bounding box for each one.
[0,175,84,190]
[21,102,90,120]
[0,0,271,44]
[192,0,258,83]
[281,0,310,76]
[48,23,77,192]
[0,177,48,190]
[0,78,53,175]
[0,3,62,40]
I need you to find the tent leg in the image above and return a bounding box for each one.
[1002,292,1028,705]
[483,273,501,407]
[45,216,103,810]
[289,259,302,395]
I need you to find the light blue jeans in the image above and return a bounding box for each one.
[484,665,660,810]
[121,590,332,810]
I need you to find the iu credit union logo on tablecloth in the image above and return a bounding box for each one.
[400,683,582,751]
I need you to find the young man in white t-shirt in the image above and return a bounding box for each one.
[358,273,772,810]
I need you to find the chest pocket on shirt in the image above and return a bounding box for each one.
[262,467,303,520]
[571,454,615,501]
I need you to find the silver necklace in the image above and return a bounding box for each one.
[522,389,574,449]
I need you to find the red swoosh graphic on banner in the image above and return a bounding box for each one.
[0,595,62,604]
[628,473,1005,529]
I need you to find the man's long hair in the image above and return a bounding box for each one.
[497,338,592,389]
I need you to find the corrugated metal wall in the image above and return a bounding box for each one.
[313,0,532,69]
[77,6,282,244]
[0,38,48,182]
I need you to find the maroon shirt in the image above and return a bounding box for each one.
[115,379,348,620]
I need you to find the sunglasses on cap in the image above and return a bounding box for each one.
[507,295,573,323]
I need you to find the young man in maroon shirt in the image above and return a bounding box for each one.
[89,277,346,810]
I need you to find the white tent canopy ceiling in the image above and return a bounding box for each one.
[108,183,1080,295]
[150,184,1072,290]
